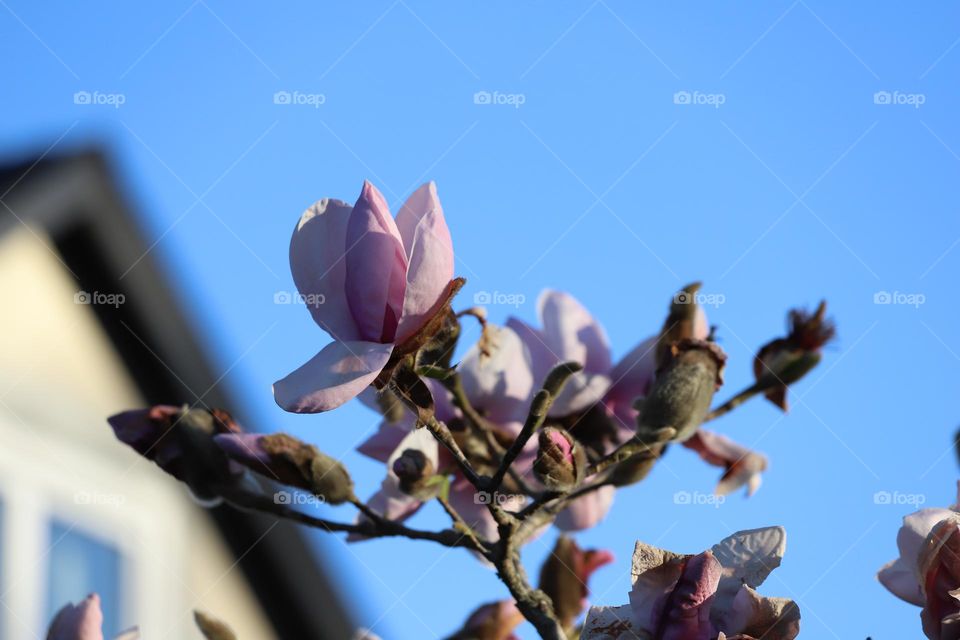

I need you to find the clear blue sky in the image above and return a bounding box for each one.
[2,2,959,637]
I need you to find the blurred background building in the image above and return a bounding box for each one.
[0,149,352,638]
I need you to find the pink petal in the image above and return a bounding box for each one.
[345,182,408,343]
[537,290,612,374]
[394,182,454,343]
[549,372,612,417]
[356,419,413,462]
[660,551,722,640]
[289,198,362,342]
[460,325,535,424]
[683,430,768,497]
[878,557,925,606]
[604,335,658,427]
[46,594,105,640]
[273,340,393,413]
[555,483,615,531]
[899,508,960,577]
[628,542,690,634]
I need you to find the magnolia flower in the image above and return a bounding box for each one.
[447,600,524,640]
[582,526,800,639]
[46,594,139,640]
[274,181,456,413]
[539,535,614,629]
[878,483,960,638]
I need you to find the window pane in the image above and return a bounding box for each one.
[45,519,122,637]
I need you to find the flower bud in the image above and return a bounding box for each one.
[215,432,353,505]
[447,600,524,640]
[655,281,709,369]
[392,447,437,499]
[754,301,834,412]
[194,610,236,640]
[107,405,243,504]
[539,536,614,629]
[533,427,586,492]
[637,339,727,443]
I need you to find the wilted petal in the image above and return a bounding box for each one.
[289,198,361,342]
[582,604,637,638]
[460,325,535,424]
[538,290,612,374]
[710,526,786,623]
[273,340,393,413]
[555,483,614,531]
[628,541,690,634]
[394,182,454,343]
[46,593,105,640]
[723,587,800,640]
[682,430,768,496]
[919,514,960,639]
[345,182,408,343]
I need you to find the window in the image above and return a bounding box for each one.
[44,520,123,638]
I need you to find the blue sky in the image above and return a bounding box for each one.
[2,2,959,637]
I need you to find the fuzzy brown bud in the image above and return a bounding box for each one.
[533,427,586,492]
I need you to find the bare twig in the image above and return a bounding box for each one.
[423,416,485,488]
[704,381,763,422]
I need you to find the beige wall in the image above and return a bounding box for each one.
[0,226,276,639]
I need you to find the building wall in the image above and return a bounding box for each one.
[0,226,277,639]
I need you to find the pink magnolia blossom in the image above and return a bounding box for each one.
[582,526,799,640]
[274,181,455,413]
[46,594,139,640]
[878,483,960,638]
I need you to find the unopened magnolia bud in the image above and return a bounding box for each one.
[215,432,353,505]
[194,610,237,640]
[754,301,834,412]
[656,281,708,369]
[447,600,524,640]
[539,536,614,629]
[533,427,586,492]
[108,405,244,504]
[638,339,727,443]
[392,447,436,498]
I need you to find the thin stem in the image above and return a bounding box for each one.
[586,427,675,476]
[424,416,485,488]
[437,494,487,553]
[487,362,582,492]
[704,381,763,422]
[221,488,478,551]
